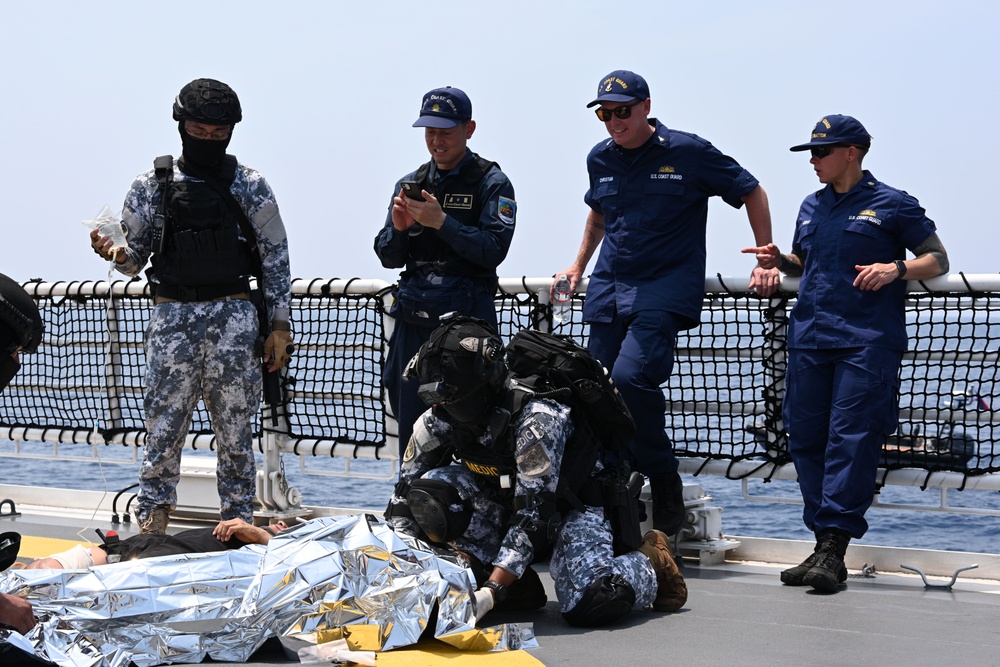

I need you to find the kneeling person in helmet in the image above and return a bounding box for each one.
[385,316,687,626]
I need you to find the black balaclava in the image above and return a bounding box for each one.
[178,121,233,171]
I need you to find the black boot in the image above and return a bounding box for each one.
[780,539,821,586]
[803,529,850,593]
[649,472,686,536]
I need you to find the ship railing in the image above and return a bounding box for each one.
[0,273,997,518]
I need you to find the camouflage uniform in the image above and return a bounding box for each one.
[387,397,657,614]
[115,161,291,523]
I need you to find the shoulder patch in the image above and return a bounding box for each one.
[498,196,516,225]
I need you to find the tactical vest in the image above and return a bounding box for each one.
[443,388,599,500]
[403,154,499,282]
[447,403,520,487]
[149,155,255,298]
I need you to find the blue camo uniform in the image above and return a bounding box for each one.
[584,119,759,475]
[784,171,936,537]
[374,151,515,454]
[386,399,659,614]
[115,161,291,524]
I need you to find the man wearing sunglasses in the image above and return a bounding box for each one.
[554,70,778,540]
[743,115,948,593]
[375,87,516,459]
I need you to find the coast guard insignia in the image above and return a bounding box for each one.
[498,197,516,225]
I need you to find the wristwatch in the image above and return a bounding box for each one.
[894,259,908,279]
[483,580,509,604]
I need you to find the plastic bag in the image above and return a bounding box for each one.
[82,204,128,255]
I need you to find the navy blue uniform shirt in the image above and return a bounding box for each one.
[374,150,515,282]
[583,119,759,327]
[789,170,937,351]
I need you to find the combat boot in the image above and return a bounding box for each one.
[649,472,686,536]
[802,529,850,593]
[780,538,821,586]
[637,529,687,612]
[138,508,170,536]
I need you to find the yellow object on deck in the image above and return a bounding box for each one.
[18,535,89,559]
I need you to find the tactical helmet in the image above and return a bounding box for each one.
[172,78,242,125]
[407,316,507,424]
[0,274,42,355]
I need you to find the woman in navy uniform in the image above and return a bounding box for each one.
[744,115,949,593]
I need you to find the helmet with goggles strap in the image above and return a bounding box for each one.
[406,315,508,424]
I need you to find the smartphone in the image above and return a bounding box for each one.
[400,181,426,202]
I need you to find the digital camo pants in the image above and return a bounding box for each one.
[421,467,657,613]
[138,299,261,523]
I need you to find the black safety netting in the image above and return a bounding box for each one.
[1,279,997,477]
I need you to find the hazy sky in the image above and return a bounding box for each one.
[2,1,996,286]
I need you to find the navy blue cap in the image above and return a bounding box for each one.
[587,70,650,108]
[790,115,872,151]
[413,87,473,128]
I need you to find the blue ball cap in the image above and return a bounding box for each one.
[587,70,650,108]
[790,115,872,151]
[413,87,473,128]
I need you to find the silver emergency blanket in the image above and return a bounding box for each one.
[0,514,538,666]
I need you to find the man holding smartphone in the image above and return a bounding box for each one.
[374,86,516,458]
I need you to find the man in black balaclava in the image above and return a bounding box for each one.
[0,272,42,635]
[88,78,293,536]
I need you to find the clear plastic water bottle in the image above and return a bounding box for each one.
[553,274,572,324]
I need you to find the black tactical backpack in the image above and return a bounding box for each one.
[506,329,635,452]
[506,329,641,553]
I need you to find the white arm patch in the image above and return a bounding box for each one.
[515,418,552,477]
[405,412,448,464]
[252,201,287,244]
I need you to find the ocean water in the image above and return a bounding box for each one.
[5,442,999,555]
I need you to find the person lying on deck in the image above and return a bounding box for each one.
[25,519,289,570]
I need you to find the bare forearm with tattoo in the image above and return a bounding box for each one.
[913,233,949,275]
[779,253,804,277]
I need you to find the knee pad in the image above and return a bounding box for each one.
[561,574,636,628]
[406,478,472,544]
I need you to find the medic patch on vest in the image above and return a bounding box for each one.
[498,197,516,225]
[443,194,474,209]
[464,460,501,477]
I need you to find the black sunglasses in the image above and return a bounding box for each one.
[810,144,865,159]
[595,100,642,122]
[810,145,839,159]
